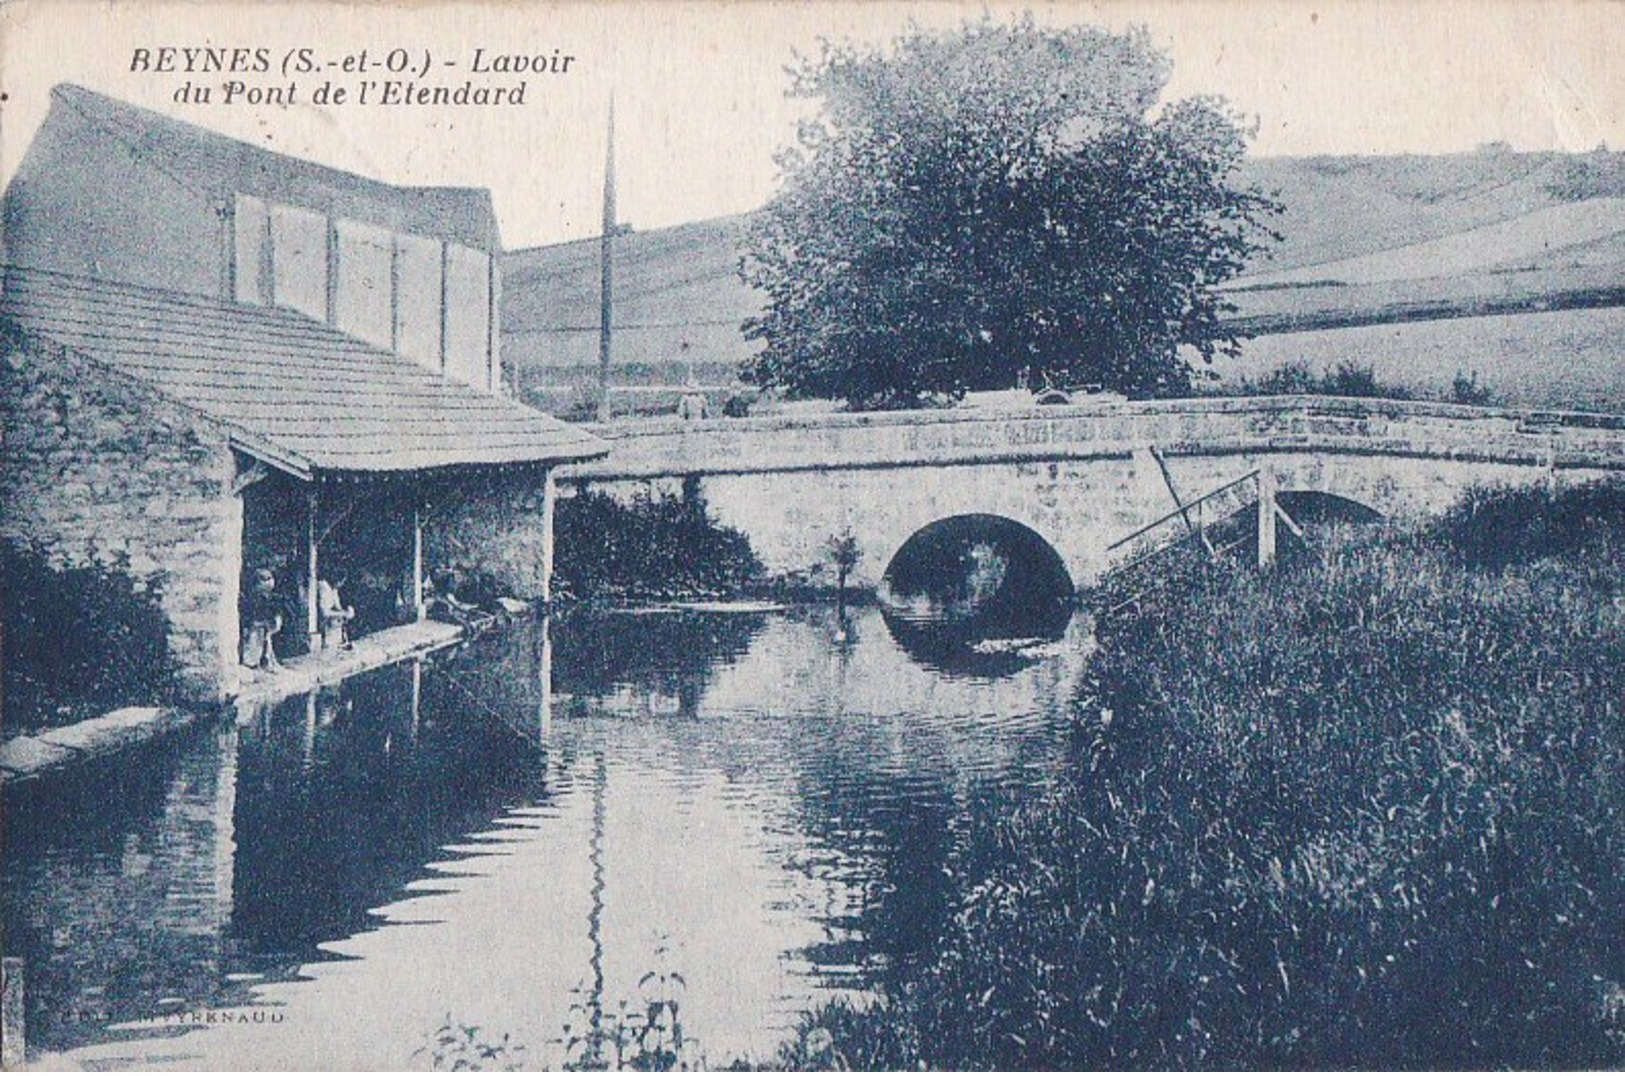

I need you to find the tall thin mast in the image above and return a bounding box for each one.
[596,96,616,423]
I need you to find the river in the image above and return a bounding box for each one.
[2,604,1093,1069]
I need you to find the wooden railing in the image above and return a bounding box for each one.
[1107,460,1306,577]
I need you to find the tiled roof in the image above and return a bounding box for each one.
[49,84,499,250]
[1,267,606,475]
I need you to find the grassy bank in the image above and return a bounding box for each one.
[795,482,1625,1069]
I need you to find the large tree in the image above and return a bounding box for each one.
[741,17,1281,408]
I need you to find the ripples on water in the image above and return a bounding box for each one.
[1,604,1093,1069]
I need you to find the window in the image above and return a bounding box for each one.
[269,203,329,320]
[443,243,492,389]
[334,219,394,348]
[233,195,271,305]
[394,233,444,370]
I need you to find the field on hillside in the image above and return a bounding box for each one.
[500,151,1625,415]
[1228,153,1625,334]
[1235,151,1624,274]
[1236,199,1625,288]
[1209,306,1625,413]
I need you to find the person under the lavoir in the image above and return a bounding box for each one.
[241,567,285,671]
[317,574,356,652]
[424,568,485,628]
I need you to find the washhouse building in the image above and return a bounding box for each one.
[1,84,606,703]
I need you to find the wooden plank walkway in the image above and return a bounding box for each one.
[232,620,464,710]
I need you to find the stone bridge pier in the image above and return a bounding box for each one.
[558,396,1625,592]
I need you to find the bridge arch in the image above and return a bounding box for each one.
[1276,490,1384,526]
[879,513,1075,618]
[877,513,1076,677]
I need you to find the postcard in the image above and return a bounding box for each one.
[2,1,1622,1070]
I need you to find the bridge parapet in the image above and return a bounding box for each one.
[559,396,1625,481]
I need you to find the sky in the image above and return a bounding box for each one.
[1,0,1621,249]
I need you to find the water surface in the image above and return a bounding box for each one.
[2,605,1091,1069]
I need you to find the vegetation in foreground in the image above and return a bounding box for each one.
[1,538,179,732]
[789,481,1624,1069]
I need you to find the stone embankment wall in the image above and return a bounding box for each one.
[1,328,241,701]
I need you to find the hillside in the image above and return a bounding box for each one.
[502,149,1625,416]
[1225,151,1625,333]
[503,216,758,417]
[1235,151,1623,274]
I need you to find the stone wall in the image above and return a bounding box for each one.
[686,452,1590,590]
[564,395,1625,482]
[1,327,242,702]
[423,466,554,601]
[558,396,1625,589]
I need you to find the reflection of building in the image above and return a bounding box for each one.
[2,724,241,1054]
[0,85,605,701]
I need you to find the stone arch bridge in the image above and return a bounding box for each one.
[557,395,1625,592]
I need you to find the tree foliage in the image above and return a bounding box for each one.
[742,17,1282,408]
[2,538,179,729]
[552,488,762,601]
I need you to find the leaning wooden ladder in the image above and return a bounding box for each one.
[1101,450,1308,614]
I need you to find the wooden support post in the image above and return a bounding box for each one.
[325,214,339,328]
[1257,469,1278,570]
[257,200,275,306]
[540,469,557,605]
[2,957,24,1070]
[537,613,553,742]
[487,251,502,395]
[439,241,451,374]
[412,491,426,622]
[409,658,422,743]
[306,485,320,646]
[596,97,617,424]
[389,235,402,355]
[302,691,318,772]
[220,198,236,303]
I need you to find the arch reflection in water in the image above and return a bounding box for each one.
[879,514,1076,677]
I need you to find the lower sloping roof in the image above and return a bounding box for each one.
[1,267,606,476]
